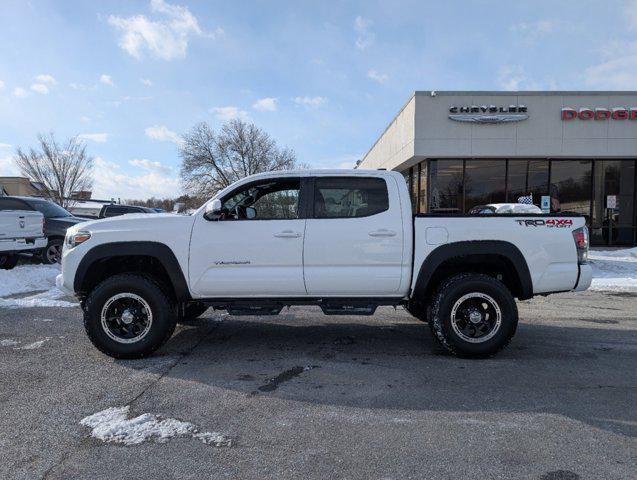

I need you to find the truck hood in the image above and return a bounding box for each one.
[67,213,195,238]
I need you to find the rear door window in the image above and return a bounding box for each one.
[313,177,389,218]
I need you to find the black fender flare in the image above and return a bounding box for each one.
[412,240,533,300]
[73,241,191,301]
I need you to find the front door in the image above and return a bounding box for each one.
[189,177,307,297]
[303,175,405,296]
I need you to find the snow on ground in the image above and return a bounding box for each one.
[80,406,232,447]
[588,247,637,292]
[0,264,77,308]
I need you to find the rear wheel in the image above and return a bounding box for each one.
[0,254,19,270]
[41,238,63,264]
[429,273,518,357]
[83,273,177,359]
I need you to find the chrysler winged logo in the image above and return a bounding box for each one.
[449,105,529,123]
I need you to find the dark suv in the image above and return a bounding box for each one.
[0,196,86,263]
[98,204,158,218]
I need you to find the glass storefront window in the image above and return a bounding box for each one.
[418,161,427,213]
[507,160,549,207]
[429,160,464,213]
[464,160,506,212]
[550,160,592,218]
[592,160,636,245]
[411,166,418,211]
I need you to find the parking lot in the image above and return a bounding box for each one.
[1,281,636,479]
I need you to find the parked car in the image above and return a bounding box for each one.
[98,204,159,218]
[56,169,591,359]
[0,196,86,264]
[0,210,47,269]
[469,203,543,214]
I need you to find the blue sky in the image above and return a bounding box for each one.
[0,0,635,199]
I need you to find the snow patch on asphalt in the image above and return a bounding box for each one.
[80,406,232,447]
[0,339,19,347]
[589,247,637,291]
[0,264,77,308]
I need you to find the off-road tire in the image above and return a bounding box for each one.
[429,273,518,357]
[83,273,178,359]
[0,254,19,270]
[178,302,208,323]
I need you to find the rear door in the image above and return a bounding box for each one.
[303,175,405,296]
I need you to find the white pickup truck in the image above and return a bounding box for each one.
[56,169,591,359]
[0,210,47,269]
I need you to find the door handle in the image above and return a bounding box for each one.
[368,229,396,237]
[274,230,301,238]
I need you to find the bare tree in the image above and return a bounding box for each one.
[15,133,94,208]
[179,119,303,198]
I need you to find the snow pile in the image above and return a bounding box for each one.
[15,338,50,350]
[80,406,232,447]
[0,264,77,308]
[589,247,637,291]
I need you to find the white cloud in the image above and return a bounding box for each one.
[100,74,114,86]
[509,20,555,43]
[0,155,19,176]
[354,16,374,50]
[80,116,91,123]
[30,83,49,94]
[211,106,248,121]
[129,158,173,175]
[252,97,277,112]
[12,87,28,98]
[140,78,153,86]
[497,65,529,91]
[293,96,327,108]
[367,69,388,84]
[585,40,637,89]
[0,80,5,89]
[0,143,11,149]
[35,74,56,85]
[78,133,109,143]
[92,156,180,199]
[107,0,219,61]
[145,125,182,144]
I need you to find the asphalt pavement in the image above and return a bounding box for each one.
[0,289,635,479]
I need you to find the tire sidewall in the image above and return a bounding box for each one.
[433,275,517,356]
[41,239,63,264]
[84,275,176,358]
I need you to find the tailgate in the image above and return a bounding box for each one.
[0,211,44,239]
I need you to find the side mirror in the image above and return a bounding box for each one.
[245,207,257,220]
[204,199,222,221]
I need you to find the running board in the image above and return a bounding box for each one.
[319,301,378,316]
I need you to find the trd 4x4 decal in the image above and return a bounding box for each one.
[515,219,573,228]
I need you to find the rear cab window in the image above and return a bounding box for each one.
[313,177,389,218]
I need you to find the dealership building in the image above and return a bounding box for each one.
[359,91,637,246]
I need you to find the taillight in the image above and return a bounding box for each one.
[572,226,589,264]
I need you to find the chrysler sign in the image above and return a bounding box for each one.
[561,107,637,121]
[449,105,528,123]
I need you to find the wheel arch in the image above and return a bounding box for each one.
[411,240,533,303]
[74,241,191,302]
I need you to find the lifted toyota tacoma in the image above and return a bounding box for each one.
[56,170,591,359]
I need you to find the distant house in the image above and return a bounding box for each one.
[0,177,47,197]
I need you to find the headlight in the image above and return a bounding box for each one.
[66,231,91,248]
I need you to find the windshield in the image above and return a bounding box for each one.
[29,200,73,218]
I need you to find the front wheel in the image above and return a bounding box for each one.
[429,273,518,357]
[83,274,178,359]
[0,254,19,270]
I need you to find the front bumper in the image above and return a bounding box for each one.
[574,263,593,292]
[56,273,74,296]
